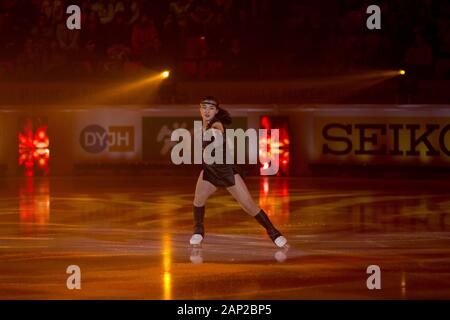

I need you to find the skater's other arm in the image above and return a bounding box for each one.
[211,122,224,132]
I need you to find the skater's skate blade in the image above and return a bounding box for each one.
[274,236,288,248]
[189,234,203,246]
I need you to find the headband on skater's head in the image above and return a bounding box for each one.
[200,95,232,126]
[200,96,219,108]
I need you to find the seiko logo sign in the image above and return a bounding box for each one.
[322,123,450,156]
[80,125,134,153]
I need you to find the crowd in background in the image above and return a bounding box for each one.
[0,0,449,80]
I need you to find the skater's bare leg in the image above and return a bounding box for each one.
[227,174,288,248]
[190,171,217,245]
[194,170,217,207]
[226,174,260,216]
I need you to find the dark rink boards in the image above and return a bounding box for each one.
[1,104,449,177]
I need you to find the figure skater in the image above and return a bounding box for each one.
[190,96,288,248]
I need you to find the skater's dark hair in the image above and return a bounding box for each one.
[200,96,232,126]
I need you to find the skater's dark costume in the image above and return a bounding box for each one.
[201,118,240,188]
[190,96,287,248]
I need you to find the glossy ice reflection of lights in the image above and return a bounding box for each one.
[0,176,450,299]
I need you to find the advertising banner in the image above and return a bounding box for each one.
[143,117,248,164]
[313,117,450,166]
[74,110,141,162]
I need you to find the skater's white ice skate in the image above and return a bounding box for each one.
[273,235,288,248]
[189,234,203,246]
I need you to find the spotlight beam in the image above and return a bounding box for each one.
[74,71,168,105]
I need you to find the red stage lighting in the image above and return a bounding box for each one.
[18,118,50,176]
[259,116,290,176]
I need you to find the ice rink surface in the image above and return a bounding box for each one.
[0,175,449,299]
